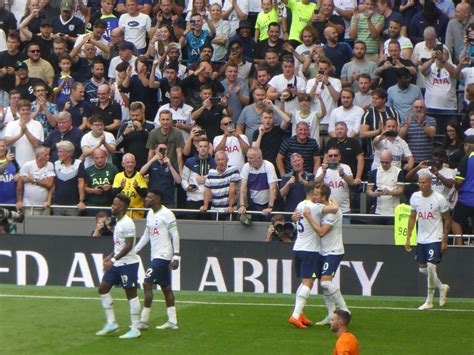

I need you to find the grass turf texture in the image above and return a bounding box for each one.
[0,285,473,355]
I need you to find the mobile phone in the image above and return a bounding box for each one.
[157,29,163,40]
[434,43,443,52]
[287,83,294,89]
[385,130,397,137]
[210,97,221,104]
[328,162,338,170]
[197,130,206,136]
[427,160,437,167]
[190,19,196,29]
[228,122,235,132]
[159,147,167,155]
[318,70,325,75]
[9,146,16,155]
[189,184,197,189]
[387,56,393,64]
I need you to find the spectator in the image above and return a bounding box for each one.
[16,146,55,216]
[24,42,54,87]
[420,47,459,114]
[399,99,436,163]
[267,55,306,113]
[92,84,122,136]
[408,0,449,44]
[367,149,405,217]
[50,37,68,75]
[140,143,181,208]
[323,26,351,77]
[276,121,321,176]
[442,119,465,169]
[146,110,185,172]
[0,90,20,139]
[81,115,116,169]
[108,40,137,82]
[260,48,283,77]
[74,20,110,59]
[51,0,85,49]
[18,0,43,42]
[58,82,91,130]
[328,88,363,138]
[149,61,182,107]
[87,0,120,42]
[31,82,58,137]
[91,211,114,237]
[84,60,107,106]
[221,62,250,122]
[52,54,75,107]
[43,111,84,162]
[4,99,43,166]
[116,101,154,170]
[150,0,185,43]
[279,152,314,212]
[340,41,377,93]
[238,148,278,219]
[251,104,288,171]
[108,27,125,59]
[254,0,278,43]
[387,68,423,122]
[373,40,416,91]
[111,153,148,218]
[225,38,254,82]
[312,0,346,44]
[432,0,455,18]
[353,73,372,110]
[213,116,250,171]
[382,19,413,59]
[254,22,286,65]
[0,32,26,94]
[70,41,100,83]
[445,2,472,64]
[180,13,214,67]
[51,140,85,216]
[200,150,240,215]
[0,139,19,207]
[349,0,384,62]
[191,84,230,143]
[182,125,215,158]
[118,0,151,54]
[377,0,407,40]
[14,61,46,102]
[225,3,250,38]
[406,148,456,205]
[315,146,354,214]
[82,148,118,215]
[281,0,317,48]
[372,117,414,171]
[181,137,216,212]
[292,25,319,77]
[265,214,295,242]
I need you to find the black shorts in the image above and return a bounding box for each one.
[452,201,474,224]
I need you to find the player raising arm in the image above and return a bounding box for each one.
[289,181,339,329]
[96,194,141,339]
[405,172,451,310]
[134,189,181,330]
[303,183,349,325]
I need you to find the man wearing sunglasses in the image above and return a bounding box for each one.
[24,42,54,87]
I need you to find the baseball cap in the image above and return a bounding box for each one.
[61,0,73,12]
[119,41,135,51]
[15,61,28,70]
[40,19,53,27]
[236,19,252,32]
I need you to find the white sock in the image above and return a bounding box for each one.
[426,265,437,303]
[129,297,141,330]
[100,293,116,324]
[321,281,349,313]
[292,285,310,319]
[322,289,336,318]
[419,267,428,276]
[141,307,151,323]
[427,263,443,289]
[167,306,177,324]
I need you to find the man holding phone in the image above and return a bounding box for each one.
[180,13,215,68]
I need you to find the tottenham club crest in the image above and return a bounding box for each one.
[69,24,75,31]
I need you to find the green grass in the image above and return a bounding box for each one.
[0,285,473,355]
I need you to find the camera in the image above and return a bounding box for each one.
[387,57,393,64]
[434,43,443,52]
[196,130,206,136]
[274,222,295,234]
[328,162,338,170]
[385,130,397,137]
[0,208,24,224]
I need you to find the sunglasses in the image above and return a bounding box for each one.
[327,154,339,158]
[222,122,233,126]
[29,49,40,53]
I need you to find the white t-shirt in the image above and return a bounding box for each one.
[372,136,412,170]
[4,119,44,166]
[294,44,316,76]
[240,160,278,205]
[411,41,451,88]
[306,77,342,124]
[333,0,356,39]
[20,160,55,206]
[222,0,250,36]
[383,36,413,59]
[418,167,456,203]
[155,103,194,141]
[424,63,457,111]
[461,67,474,103]
[80,131,116,168]
[136,206,179,261]
[328,105,363,136]
[108,55,137,81]
[319,209,344,256]
[213,134,249,171]
[74,34,109,57]
[118,12,151,50]
[293,200,324,252]
[315,163,352,213]
[268,74,306,113]
[409,190,449,244]
[372,165,403,215]
[290,110,321,145]
[113,215,140,266]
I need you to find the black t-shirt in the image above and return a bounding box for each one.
[0,9,17,35]
[194,104,225,143]
[0,50,27,92]
[325,137,363,176]
[312,15,345,43]
[15,77,46,101]
[254,39,290,60]
[158,78,182,106]
[116,121,155,170]
[92,100,122,135]
[31,35,54,59]
[251,125,287,170]
[72,57,95,83]
[377,58,415,90]
[180,74,225,108]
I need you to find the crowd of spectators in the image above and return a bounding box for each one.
[0,0,473,237]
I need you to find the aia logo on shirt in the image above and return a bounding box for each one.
[128,21,139,27]
[432,78,449,85]
[328,180,344,189]
[225,145,240,153]
[151,227,160,236]
[418,211,434,219]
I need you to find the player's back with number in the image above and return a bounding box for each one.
[294,200,324,252]
[145,206,178,261]
[410,190,449,244]
[113,215,139,266]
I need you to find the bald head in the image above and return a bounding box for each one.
[380,149,392,170]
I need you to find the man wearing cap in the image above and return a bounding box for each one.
[51,0,85,49]
[229,19,256,63]
[14,61,46,102]
[118,0,151,54]
[108,40,137,81]
[387,68,423,122]
[24,42,54,88]
[0,32,26,94]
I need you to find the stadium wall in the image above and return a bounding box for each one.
[1,235,472,298]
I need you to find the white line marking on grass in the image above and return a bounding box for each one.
[1,294,473,313]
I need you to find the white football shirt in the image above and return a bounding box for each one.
[113,215,140,266]
[293,200,324,252]
[319,209,344,256]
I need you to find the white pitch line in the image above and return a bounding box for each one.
[0,294,473,313]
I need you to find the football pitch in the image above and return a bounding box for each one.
[0,285,473,355]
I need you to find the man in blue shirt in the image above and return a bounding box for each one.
[180,13,215,67]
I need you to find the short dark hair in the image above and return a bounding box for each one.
[116,61,130,72]
[353,40,366,49]
[89,114,104,124]
[115,193,131,207]
[94,19,107,29]
[341,87,354,98]
[359,73,371,81]
[7,32,21,42]
[200,84,213,92]
[304,181,317,195]
[372,87,388,100]
[148,189,164,200]
[271,214,285,224]
[333,309,352,325]
[316,183,332,200]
